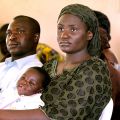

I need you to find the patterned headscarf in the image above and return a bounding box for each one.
[58,4,101,57]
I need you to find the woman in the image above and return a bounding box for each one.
[41,4,111,120]
[0,4,111,120]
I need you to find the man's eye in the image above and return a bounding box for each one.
[6,31,11,36]
[6,30,25,36]
[18,30,25,34]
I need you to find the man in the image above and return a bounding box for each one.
[0,15,42,94]
[0,15,50,120]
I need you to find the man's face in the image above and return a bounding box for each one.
[6,19,37,59]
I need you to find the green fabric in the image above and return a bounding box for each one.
[41,57,111,120]
[58,4,101,57]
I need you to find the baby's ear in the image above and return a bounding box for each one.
[38,89,43,93]
[87,31,93,41]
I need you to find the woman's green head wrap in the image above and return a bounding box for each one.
[58,4,101,57]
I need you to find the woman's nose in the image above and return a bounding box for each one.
[61,30,69,39]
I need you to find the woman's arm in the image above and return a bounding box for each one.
[0,109,50,120]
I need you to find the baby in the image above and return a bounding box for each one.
[0,67,50,109]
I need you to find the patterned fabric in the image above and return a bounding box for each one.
[58,4,101,57]
[36,43,64,64]
[41,57,111,120]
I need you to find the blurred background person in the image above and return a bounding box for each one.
[94,10,120,120]
[36,43,64,64]
[0,23,11,62]
[94,10,118,65]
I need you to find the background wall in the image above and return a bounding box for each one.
[0,0,120,62]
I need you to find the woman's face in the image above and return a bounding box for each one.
[57,14,92,54]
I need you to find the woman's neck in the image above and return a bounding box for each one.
[65,51,91,64]
[56,51,91,75]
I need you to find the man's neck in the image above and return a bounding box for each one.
[11,52,36,61]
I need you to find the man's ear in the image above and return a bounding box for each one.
[87,31,93,41]
[34,33,40,43]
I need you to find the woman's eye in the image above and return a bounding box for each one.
[71,28,77,32]
[58,26,64,32]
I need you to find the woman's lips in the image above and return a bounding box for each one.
[59,42,71,46]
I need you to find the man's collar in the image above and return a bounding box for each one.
[5,54,37,69]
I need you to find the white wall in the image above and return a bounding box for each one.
[0,0,120,62]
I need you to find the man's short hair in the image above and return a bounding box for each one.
[14,15,40,34]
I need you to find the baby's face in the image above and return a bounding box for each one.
[17,68,43,96]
